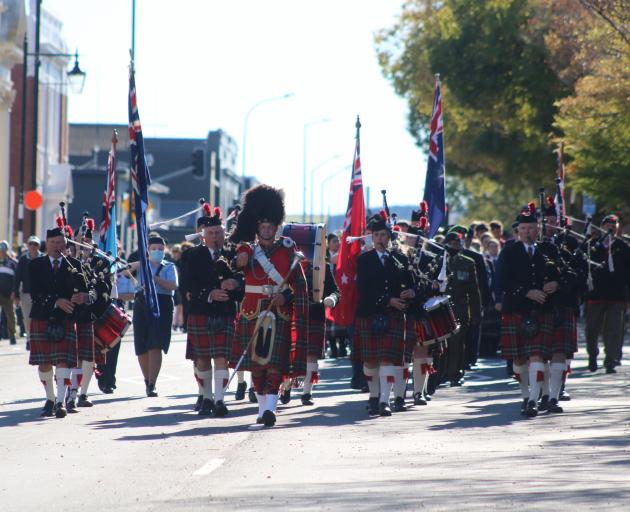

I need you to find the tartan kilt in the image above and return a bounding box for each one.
[231,314,292,373]
[500,311,553,360]
[307,320,326,358]
[186,314,234,361]
[28,319,78,367]
[552,308,577,358]
[77,322,105,364]
[481,306,501,339]
[404,317,419,360]
[356,311,406,364]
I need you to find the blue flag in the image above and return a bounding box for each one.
[423,77,446,238]
[100,133,119,269]
[128,66,160,319]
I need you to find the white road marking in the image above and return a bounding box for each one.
[193,458,225,476]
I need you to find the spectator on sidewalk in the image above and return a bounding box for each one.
[0,240,18,345]
[12,236,43,348]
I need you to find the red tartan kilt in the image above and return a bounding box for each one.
[404,317,420,360]
[76,322,105,364]
[231,314,291,373]
[28,319,78,367]
[307,320,326,358]
[500,311,553,360]
[552,308,577,358]
[186,314,235,361]
[357,311,406,364]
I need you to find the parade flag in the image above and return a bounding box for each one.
[330,116,366,327]
[100,130,118,262]
[423,75,446,238]
[128,64,160,319]
[555,141,567,226]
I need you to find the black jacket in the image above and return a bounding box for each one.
[308,260,340,322]
[499,241,560,314]
[29,255,90,321]
[181,245,244,317]
[462,248,492,308]
[356,249,415,317]
[585,237,630,302]
[13,253,39,296]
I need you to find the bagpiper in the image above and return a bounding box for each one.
[230,185,309,427]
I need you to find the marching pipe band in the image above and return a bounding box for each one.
[24,185,629,427]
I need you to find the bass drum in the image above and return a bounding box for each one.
[281,223,326,303]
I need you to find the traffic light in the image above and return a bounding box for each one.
[191,147,206,178]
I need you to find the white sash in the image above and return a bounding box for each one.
[253,245,284,285]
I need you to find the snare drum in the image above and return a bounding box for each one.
[418,295,459,345]
[94,303,131,353]
[281,223,326,302]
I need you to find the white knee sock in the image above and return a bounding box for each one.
[282,378,292,392]
[55,368,70,405]
[70,368,81,388]
[39,369,55,401]
[303,362,319,394]
[237,370,245,384]
[257,394,266,418]
[379,365,396,404]
[214,369,229,402]
[393,365,406,399]
[265,394,279,413]
[512,362,530,399]
[541,362,550,397]
[363,365,380,398]
[197,369,214,401]
[412,359,431,395]
[80,360,94,396]
[549,362,566,401]
[194,367,203,395]
[528,362,546,402]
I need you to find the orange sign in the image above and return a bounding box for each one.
[24,190,43,210]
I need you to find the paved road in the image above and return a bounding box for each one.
[1,330,628,511]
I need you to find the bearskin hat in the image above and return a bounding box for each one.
[230,184,285,243]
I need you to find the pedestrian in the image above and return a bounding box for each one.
[130,234,178,397]
[479,237,501,357]
[170,244,184,331]
[0,240,18,345]
[13,236,43,347]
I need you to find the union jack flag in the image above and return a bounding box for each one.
[423,75,446,237]
[554,141,566,226]
[129,65,160,319]
[330,116,366,327]
[99,131,118,260]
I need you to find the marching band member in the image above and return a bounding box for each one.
[230,185,309,427]
[182,205,243,417]
[356,211,415,416]
[499,204,561,417]
[28,219,91,418]
[300,253,340,406]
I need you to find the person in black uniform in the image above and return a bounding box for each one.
[182,204,243,417]
[356,211,416,416]
[28,220,92,418]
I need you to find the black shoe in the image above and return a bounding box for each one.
[146,383,158,397]
[25,341,30,351]
[41,399,55,417]
[103,386,114,394]
[520,398,528,415]
[393,396,407,412]
[97,380,106,393]
[379,402,392,417]
[424,393,432,401]
[547,398,563,413]
[605,366,616,374]
[588,357,598,372]
[193,395,203,411]
[338,341,348,357]
[256,416,264,424]
[301,393,314,406]
[77,394,93,407]
[538,394,549,412]
[66,399,79,413]
[559,387,571,401]
[413,392,427,406]
[55,403,67,418]
[525,400,538,418]
[262,410,276,427]
[367,397,379,416]
[248,387,258,403]
[214,400,228,417]
[198,398,215,416]
[235,382,247,401]
[450,380,462,387]
[10,336,16,345]
[280,388,291,405]
[426,375,437,396]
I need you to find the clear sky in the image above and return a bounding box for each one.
[46,0,427,216]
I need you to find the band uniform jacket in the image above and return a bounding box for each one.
[444,251,481,326]
[28,255,91,322]
[182,245,244,317]
[356,249,415,318]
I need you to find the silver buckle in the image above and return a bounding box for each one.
[261,284,275,296]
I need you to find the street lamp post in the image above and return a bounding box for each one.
[309,154,341,222]
[241,93,294,180]
[302,118,330,222]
